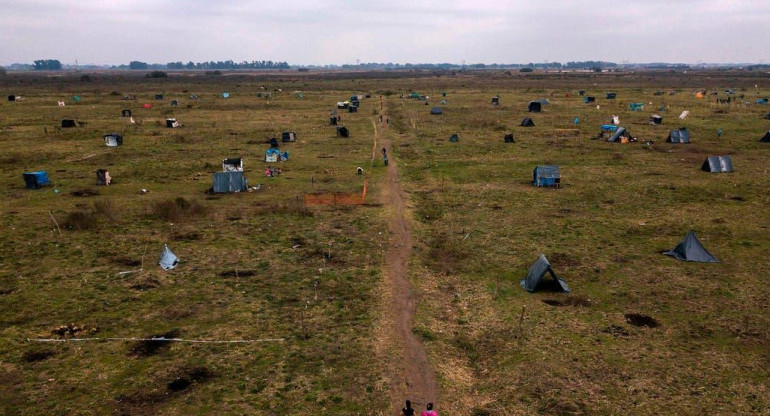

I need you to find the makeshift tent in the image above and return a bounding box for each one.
[155,94,164,100]
[104,133,123,147]
[606,92,617,99]
[533,165,560,187]
[760,131,770,142]
[222,158,243,172]
[336,126,350,137]
[348,105,358,113]
[520,117,535,127]
[430,107,443,115]
[756,98,768,104]
[650,115,663,125]
[330,117,338,125]
[121,109,132,117]
[409,92,420,99]
[73,95,81,102]
[448,133,459,142]
[667,127,690,143]
[222,92,230,98]
[598,124,618,139]
[269,137,279,148]
[584,96,595,103]
[538,99,549,105]
[491,96,500,105]
[578,90,586,96]
[23,171,51,189]
[528,101,542,112]
[607,127,633,143]
[159,244,179,270]
[212,171,247,193]
[171,99,179,106]
[664,231,718,262]
[96,169,111,185]
[166,118,180,128]
[701,156,733,173]
[520,255,570,293]
[61,119,77,128]
[265,148,280,162]
[350,95,359,103]
[504,134,515,143]
[282,132,296,142]
[280,151,289,161]
[7,95,16,102]
[337,101,349,109]
[629,103,644,111]
[764,113,770,120]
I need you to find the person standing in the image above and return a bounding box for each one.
[421,403,437,416]
[401,400,415,416]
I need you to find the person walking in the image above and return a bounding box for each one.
[400,400,415,416]
[421,403,437,416]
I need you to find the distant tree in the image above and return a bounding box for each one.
[166,61,184,70]
[129,61,149,70]
[519,67,534,73]
[33,59,62,70]
[0,66,6,76]
[592,67,602,73]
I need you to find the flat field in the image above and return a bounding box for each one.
[0,70,768,415]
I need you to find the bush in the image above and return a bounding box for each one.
[145,71,168,78]
[205,70,222,76]
[519,67,534,73]
[0,67,7,76]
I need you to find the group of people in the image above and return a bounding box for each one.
[401,400,437,416]
[265,167,282,177]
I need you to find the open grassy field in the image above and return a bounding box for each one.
[1,69,769,415]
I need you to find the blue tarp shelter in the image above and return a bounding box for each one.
[23,171,51,189]
[265,148,280,162]
[520,255,570,293]
[212,171,247,193]
[533,165,560,187]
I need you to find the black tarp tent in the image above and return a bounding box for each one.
[606,92,617,99]
[520,117,535,127]
[491,96,500,105]
[282,131,296,142]
[667,127,690,143]
[650,115,663,125]
[61,119,77,128]
[449,133,459,142]
[504,134,515,143]
[336,126,350,137]
[664,231,719,262]
[701,156,733,173]
[760,131,770,142]
[121,109,132,117]
[96,169,111,185]
[520,255,570,293]
[528,101,542,112]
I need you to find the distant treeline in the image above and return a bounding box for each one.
[165,60,290,70]
[303,61,620,70]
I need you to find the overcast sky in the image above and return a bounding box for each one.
[2,0,768,66]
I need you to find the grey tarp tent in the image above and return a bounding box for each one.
[104,133,123,147]
[607,127,632,143]
[159,244,179,270]
[760,131,770,142]
[212,171,247,193]
[701,156,733,173]
[520,255,570,293]
[664,231,719,262]
[520,117,535,127]
[667,127,690,143]
[430,107,443,115]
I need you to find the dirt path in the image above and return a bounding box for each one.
[375,100,438,413]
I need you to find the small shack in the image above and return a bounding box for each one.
[61,119,77,128]
[96,169,111,185]
[533,165,560,187]
[701,156,733,173]
[520,255,570,293]
[528,101,542,112]
[584,96,596,103]
[504,134,515,143]
[430,107,443,115]
[265,148,280,163]
[520,117,535,127]
[121,109,132,117]
[166,118,180,128]
[222,158,243,172]
[336,126,350,138]
[491,96,500,106]
[650,115,663,125]
[104,133,123,147]
[667,127,690,143]
[282,132,297,142]
[23,171,51,189]
[212,171,247,193]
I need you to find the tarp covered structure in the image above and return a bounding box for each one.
[348,105,358,113]
[166,118,180,128]
[520,255,570,293]
[104,133,123,147]
[664,231,719,262]
[584,96,596,103]
[336,126,349,137]
[121,109,131,117]
[667,127,690,143]
[222,158,243,172]
[504,134,515,143]
[650,115,663,125]
[760,131,770,142]
[528,101,542,112]
[520,117,535,127]
[61,119,77,128]
[265,148,280,162]
[533,165,560,187]
[155,94,164,100]
[282,131,296,142]
[491,96,500,105]
[23,171,51,189]
[430,107,443,115]
[448,133,459,142]
[96,169,111,185]
[212,171,247,193]
[629,103,644,111]
[607,127,632,143]
[330,117,338,125]
[159,244,179,270]
[606,92,617,99]
[701,156,733,173]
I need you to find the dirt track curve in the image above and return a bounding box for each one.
[376,99,438,413]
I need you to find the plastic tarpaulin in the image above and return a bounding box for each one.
[701,156,733,173]
[212,171,247,193]
[159,244,179,270]
[520,254,570,293]
[664,231,719,263]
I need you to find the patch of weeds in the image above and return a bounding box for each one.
[51,323,98,338]
[150,197,207,222]
[71,188,99,197]
[602,325,630,337]
[412,327,436,341]
[425,230,469,275]
[220,269,255,277]
[22,349,56,363]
